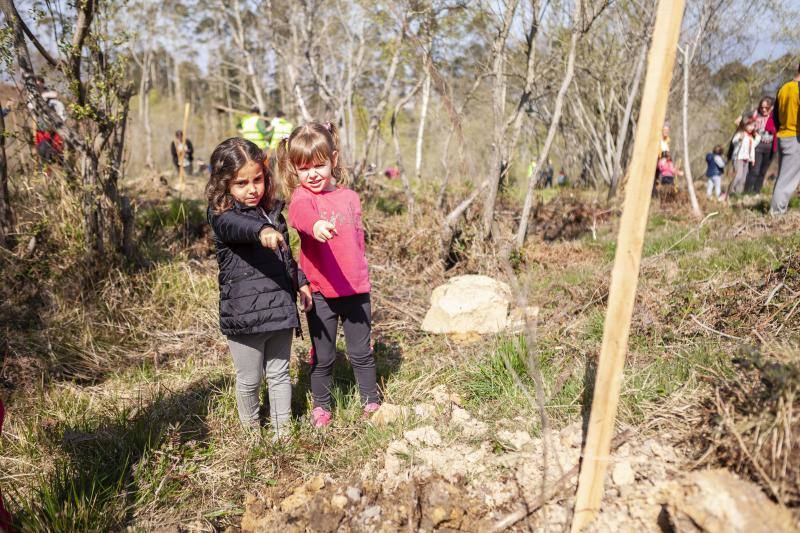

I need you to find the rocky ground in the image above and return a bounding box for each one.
[238,384,794,532]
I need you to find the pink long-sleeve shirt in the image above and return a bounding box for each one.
[288,186,371,298]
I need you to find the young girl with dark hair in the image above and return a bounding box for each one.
[725,117,761,199]
[277,122,380,427]
[205,137,312,436]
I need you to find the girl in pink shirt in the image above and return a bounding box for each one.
[278,122,380,427]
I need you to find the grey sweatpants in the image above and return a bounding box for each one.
[727,159,750,195]
[227,328,293,433]
[771,137,800,215]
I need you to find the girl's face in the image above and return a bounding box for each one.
[745,122,756,133]
[229,160,265,207]
[296,151,338,194]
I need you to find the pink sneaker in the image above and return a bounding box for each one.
[363,403,381,419]
[311,406,332,428]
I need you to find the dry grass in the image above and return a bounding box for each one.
[3,164,800,529]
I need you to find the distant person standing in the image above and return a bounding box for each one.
[556,168,569,187]
[238,106,268,150]
[724,117,760,198]
[543,159,554,188]
[744,97,777,194]
[654,123,670,196]
[170,130,194,175]
[527,159,537,186]
[770,62,800,215]
[705,145,725,200]
[268,111,293,151]
[31,76,64,167]
[657,151,682,188]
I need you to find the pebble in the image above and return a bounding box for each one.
[346,485,362,502]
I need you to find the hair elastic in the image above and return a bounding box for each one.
[324,121,333,132]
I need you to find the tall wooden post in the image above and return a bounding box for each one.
[570,0,686,531]
[177,102,190,190]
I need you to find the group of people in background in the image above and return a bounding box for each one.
[237,107,294,152]
[704,61,800,215]
[167,108,293,178]
[529,158,569,188]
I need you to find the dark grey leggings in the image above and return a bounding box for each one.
[307,292,379,409]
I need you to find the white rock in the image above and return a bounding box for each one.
[345,486,362,502]
[384,440,410,477]
[611,460,636,486]
[370,403,409,426]
[413,403,436,419]
[331,494,348,509]
[421,275,512,334]
[404,426,442,447]
[497,429,534,451]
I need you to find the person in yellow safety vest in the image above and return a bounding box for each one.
[268,110,294,150]
[238,106,269,150]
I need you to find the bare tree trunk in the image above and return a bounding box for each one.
[608,39,648,200]
[142,82,153,169]
[415,68,431,180]
[0,107,12,247]
[680,45,703,218]
[391,78,423,217]
[480,0,519,238]
[516,23,580,248]
[174,54,183,107]
[140,51,154,169]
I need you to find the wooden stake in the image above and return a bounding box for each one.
[570,1,686,531]
[177,102,190,190]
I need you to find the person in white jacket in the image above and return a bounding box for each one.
[724,117,760,198]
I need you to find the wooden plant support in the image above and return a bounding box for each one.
[570,0,686,530]
[177,102,190,190]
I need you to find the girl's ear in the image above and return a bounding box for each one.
[331,150,339,169]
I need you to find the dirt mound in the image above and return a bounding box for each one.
[238,386,717,532]
[241,474,489,532]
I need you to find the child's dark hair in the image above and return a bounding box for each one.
[276,121,349,191]
[205,138,276,213]
[713,144,724,155]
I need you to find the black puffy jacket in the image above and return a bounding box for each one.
[208,200,306,336]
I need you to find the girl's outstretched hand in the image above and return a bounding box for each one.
[312,220,337,242]
[298,285,313,312]
[259,227,287,251]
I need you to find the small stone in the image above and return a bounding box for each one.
[370,403,409,426]
[413,403,436,419]
[611,460,635,487]
[450,405,472,423]
[362,505,381,520]
[384,440,410,477]
[331,495,348,509]
[429,506,449,526]
[430,385,451,405]
[345,485,362,502]
[497,429,533,451]
[559,422,583,448]
[307,474,325,492]
[404,426,442,447]
[280,490,310,513]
